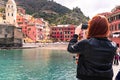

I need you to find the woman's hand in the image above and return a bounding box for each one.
[75,24,82,35]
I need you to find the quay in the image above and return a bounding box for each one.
[22,42,68,50]
[113,65,120,80]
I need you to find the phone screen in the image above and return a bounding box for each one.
[81,24,88,29]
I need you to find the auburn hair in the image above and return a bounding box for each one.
[87,15,110,38]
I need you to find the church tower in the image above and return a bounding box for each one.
[5,0,17,25]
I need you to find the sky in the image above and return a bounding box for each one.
[54,0,120,18]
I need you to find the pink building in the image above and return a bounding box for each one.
[17,14,45,42]
[17,14,28,37]
[27,23,36,42]
[108,6,120,45]
[99,6,120,45]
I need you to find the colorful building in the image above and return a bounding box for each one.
[0,0,23,48]
[108,6,120,45]
[99,6,120,45]
[50,25,76,42]
[5,0,17,25]
[17,14,27,33]
[16,5,49,43]
[108,6,120,34]
[26,23,36,42]
[17,13,49,43]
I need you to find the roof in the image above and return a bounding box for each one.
[7,0,16,4]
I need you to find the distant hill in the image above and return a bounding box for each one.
[1,0,89,25]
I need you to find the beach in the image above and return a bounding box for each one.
[23,42,68,50]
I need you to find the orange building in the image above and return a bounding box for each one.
[17,14,27,34]
[26,23,36,42]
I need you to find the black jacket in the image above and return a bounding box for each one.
[67,34,117,79]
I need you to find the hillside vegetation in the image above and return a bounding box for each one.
[1,0,89,25]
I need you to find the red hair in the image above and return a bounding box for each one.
[87,15,110,38]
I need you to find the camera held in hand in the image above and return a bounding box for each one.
[81,24,88,29]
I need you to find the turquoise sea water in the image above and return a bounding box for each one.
[0,48,76,80]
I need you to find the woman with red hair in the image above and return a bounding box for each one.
[67,15,117,80]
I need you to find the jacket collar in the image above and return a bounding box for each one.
[93,37,109,41]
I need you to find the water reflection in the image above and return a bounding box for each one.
[0,48,76,80]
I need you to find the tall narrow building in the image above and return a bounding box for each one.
[5,0,17,25]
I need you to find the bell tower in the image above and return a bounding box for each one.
[5,0,17,25]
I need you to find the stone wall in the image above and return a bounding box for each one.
[0,24,23,47]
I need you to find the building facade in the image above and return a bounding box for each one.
[99,6,120,45]
[50,25,75,42]
[5,0,17,25]
[15,1,48,43]
[107,6,120,35]
[108,6,120,45]
[0,24,23,47]
[0,0,23,47]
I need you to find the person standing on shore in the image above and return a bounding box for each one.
[113,44,120,65]
[67,15,117,80]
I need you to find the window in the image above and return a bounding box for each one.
[115,24,117,30]
[110,26,113,31]
[119,24,120,30]
[28,28,31,31]
[0,29,2,34]
[12,13,13,16]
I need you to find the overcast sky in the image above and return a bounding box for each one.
[54,0,120,18]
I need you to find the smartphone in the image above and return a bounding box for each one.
[81,24,88,29]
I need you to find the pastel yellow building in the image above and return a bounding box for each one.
[24,37,34,43]
[5,0,17,25]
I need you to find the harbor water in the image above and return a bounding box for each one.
[0,48,76,80]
